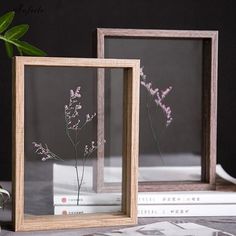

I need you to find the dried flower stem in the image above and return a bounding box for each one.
[33,86,99,206]
[77,140,106,201]
[145,93,165,165]
[32,142,64,162]
[140,67,173,127]
[64,87,97,205]
[140,67,173,164]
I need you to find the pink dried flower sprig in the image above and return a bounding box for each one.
[140,67,173,126]
[84,140,106,158]
[86,113,96,123]
[65,86,97,130]
[32,142,64,161]
[32,85,103,206]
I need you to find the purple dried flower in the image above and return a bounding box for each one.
[140,67,173,126]
[32,85,104,206]
[32,142,64,161]
[65,87,96,131]
[65,86,83,130]
[86,113,96,123]
[84,139,106,157]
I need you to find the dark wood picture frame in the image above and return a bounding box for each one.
[95,28,218,193]
[12,56,140,231]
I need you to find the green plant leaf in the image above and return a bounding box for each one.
[17,47,23,56]
[0,11,15,33]
[0,186,10,209]
[14,40,47,56]
[4,24,29,40]
[5,41,13,57]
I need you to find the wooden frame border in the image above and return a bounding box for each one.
[12,56,140,231]
[96,28,218,192]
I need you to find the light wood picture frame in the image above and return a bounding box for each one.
[95,28,218,192]
[12,56,140,231]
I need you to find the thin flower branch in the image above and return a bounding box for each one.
[32,142,64,161]
[64,86,98,204]
[77,112,96,133]
[65,86,82,130]
[140,66,173,165]
[84,140,106,158]
[140,67,173,127]
[32,85,104,206]
[64,86,96,133]
[145,93,165,165]
[77,139,106,197]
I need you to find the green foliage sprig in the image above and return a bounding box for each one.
[0,11,46,57]
[0,185,10,209]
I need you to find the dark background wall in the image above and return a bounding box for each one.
[0,0,236,179]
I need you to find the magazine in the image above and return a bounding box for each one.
[85,221,235,236]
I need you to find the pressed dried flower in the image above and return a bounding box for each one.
[32,86,103,206]
[140,67,173,126]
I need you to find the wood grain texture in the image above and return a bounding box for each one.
[19,214,136,231]
[96,28,219,193]
[12,56,140,231]
[93,28,106,193]
[209,32,218,185]
[124,66,140,219]
[12,57,25,231]
[13,56,138,68]
[97,28,218,39]
[93,68,105,193]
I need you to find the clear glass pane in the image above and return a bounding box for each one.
[24,66,124,216]
[105,37,203,182]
